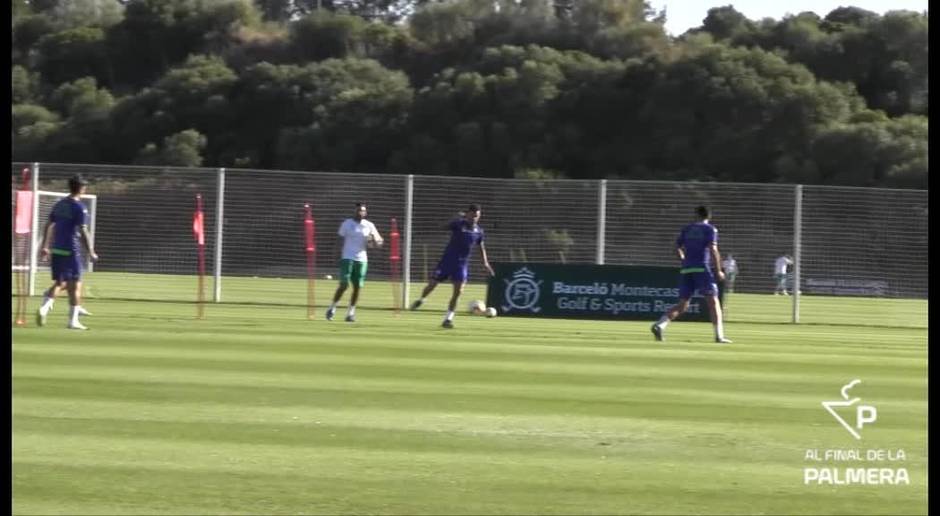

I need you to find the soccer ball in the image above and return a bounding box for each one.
[468,300,486,315]
[485,307,497,318]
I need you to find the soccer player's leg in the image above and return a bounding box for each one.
[698,273,730,343]
[327,259,352,320]
[38,259,67,327]
[652,274,693,341]
[412,261,447,310]
[66,258,87,330]
[346,261,367,322]
[442,278,466,329]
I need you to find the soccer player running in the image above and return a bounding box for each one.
[36,175,98,330]
[410,204,495,329]
[651,205,732,344]
[326,202,383,322]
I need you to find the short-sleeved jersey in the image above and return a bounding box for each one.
[676,222,718,271]
[49,197,88,255]
[722,257,738,274]
[440,218,484,264]
[339,218,381,262]
[774,256,793,275]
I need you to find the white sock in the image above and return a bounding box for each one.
[40,297,54,313]
[347,305,356,316]
[656,315,670,329]
[328,302,337,311]
[69,305,79,325]
[715,319,724,339]
[445,311,455,321]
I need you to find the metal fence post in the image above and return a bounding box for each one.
[597,179,607,265]
[28,162,40,296]
[402,174,414,309]
[214,167,225,302]
[793,184,803,323]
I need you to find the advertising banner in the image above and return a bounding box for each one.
[486,263,724,321]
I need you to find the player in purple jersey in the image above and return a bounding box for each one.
[36,175,98,330]
[651,205,732,344]
[410,204,495,328]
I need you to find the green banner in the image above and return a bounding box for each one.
[486,263,724,321]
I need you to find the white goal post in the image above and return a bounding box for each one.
[11,190,98,295]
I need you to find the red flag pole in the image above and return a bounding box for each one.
[14,167,31,326]
[195,194,206,319]
[390,218,401,315]
[304,204,316,319]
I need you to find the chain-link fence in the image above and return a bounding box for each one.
[11,162,927,326]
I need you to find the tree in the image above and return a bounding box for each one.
[136,129,208,167]
[50,0,125,29]
[700,5,754,40]
[271,58,414,171]
[12,66,42,104]
[289,11,366,61]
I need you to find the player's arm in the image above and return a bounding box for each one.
[479,242,494,276]
[370,225,384,248]
[710,244,724,281]
[337,222,347,257]
[675,245,685,262]
[79,225,98,262]
[39,220,54,261]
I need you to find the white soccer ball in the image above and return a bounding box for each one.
[485,307,497,318]
[468,299,486,315]
[325,274,333,280]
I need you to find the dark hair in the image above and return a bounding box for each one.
[467,203,481,213]
[68,175,87,194]
[355,202,366,209]
[695,205,710,219]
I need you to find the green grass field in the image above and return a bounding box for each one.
[12,273,927,515]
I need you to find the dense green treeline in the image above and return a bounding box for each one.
[11,0,927,188]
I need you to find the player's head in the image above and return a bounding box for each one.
[68,175,87,196]
[465,203,481,223]
[695,205,710,220]
[354,202,367,220]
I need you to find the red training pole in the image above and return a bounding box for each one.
[194,194,206,319]
[304,204,316,319]
[390,218,401,315]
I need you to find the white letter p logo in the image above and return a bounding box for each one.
[856,405,877,430]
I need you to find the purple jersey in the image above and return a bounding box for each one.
[440,218,484,264]
[676,222,717,271]
[49,197,88,256]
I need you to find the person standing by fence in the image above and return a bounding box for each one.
[774,254,793,295]
[722,254,738,293]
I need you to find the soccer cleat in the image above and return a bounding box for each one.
[650,323,664,342]
[410,299,424,311]
[442,319,454,329]
[715,337,733,344]
[36,308,47,327]
[325,308,335,321]
[345,314,355,323]
[67,321,88,331]
[77,307,92,316]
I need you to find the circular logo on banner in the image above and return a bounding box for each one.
[502,267,542,313]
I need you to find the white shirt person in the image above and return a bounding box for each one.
[327,203,384,322]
